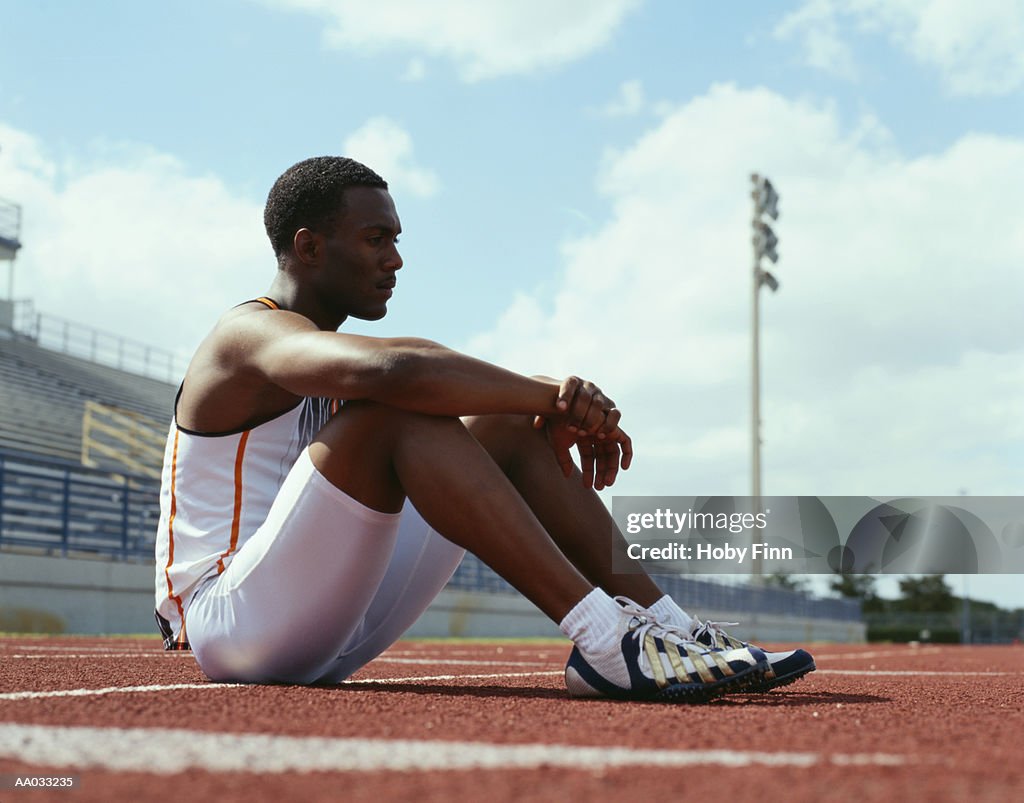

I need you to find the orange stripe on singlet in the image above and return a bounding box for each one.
[216,429,251,574]
[164,429,185,622]
[255,296,279,310]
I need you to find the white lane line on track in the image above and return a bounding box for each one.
[1,652,548,666]
[7,654,193,660]
[0,673,561,702]
[0,684,243,701]
[817,669,1017,677]
[0,644,160,652]
[0,723,910,773]
[347,671,564,684]
[373,657,553,667]
[814,649,944,661]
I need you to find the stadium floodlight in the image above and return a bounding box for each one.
[751,174,779,220]
[752,220,779,263]
[760,269,779,293]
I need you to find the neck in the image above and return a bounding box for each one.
[265,272,347,332]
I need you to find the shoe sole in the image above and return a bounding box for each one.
[652,658,770,703]
[748,660,816,693]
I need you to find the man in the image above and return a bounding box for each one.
[154,156,814,701]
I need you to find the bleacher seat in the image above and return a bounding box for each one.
[0,333,176,463]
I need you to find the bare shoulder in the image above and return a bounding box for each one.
[176,302,318,434]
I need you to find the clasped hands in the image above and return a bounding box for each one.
[533,375,633,491]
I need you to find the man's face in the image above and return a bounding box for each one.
[317,186,403,322]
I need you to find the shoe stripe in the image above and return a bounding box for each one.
[704,647,734,678]
[664,639,691,684]
[642,633,669,689]
[683,643,723,683]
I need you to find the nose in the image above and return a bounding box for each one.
[385,242,403,271]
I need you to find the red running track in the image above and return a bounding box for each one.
[0,637,1022,802]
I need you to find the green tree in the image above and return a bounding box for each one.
[895,574,955,613]
[764,573,811,594]
[829,574,883,612]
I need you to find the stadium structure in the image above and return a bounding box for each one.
[0,192,863,640]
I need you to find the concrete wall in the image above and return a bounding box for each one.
[0,552,155,634]
[0,552,865,643]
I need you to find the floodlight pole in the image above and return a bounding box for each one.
[751,201,764,584]
[749,173,780,585]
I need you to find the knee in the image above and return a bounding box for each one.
[319,400,463,447]
[464,413,545,466]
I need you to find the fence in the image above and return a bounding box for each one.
[0,449,159,561]
[1,449,862,624]
[10,300,188,384]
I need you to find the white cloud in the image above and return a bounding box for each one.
[775,0,1024,95]
[259,0,643,81]
[599,79,648,117]
[465,84,1024,497]
[0,124,267,367]
[343,117,440,200]
[773,0,858,80]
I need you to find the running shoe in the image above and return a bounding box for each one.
[689,618,816,691]
[564,598,769,702]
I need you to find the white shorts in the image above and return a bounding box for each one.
[185,448,465,684]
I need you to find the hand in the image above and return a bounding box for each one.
[546,375,623,440]
[541,417,633,490]
[533,376,633,489]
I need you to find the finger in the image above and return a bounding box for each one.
[532,415,545,429]
[576,439,596,489]
[573,386,612,435]
[596,407,621,439]
[619,430,633,470]
[556,376,580,415]
[595,440,620,489]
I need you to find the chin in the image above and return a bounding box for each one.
[352,307,388,322]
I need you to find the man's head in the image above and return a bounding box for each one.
[264,156,388,260]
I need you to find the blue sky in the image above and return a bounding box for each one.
[1,0,1022,609]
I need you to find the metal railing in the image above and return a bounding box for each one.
[10,300,188,383]
[447,557,861,622]
[0,448,863,622]
[0,449,160,561]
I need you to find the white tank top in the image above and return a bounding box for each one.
[154,298,340,649]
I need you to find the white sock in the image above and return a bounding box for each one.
[648,594,695,633]
[558,587,623,655]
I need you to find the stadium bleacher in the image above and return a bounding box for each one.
[0,332,174,462]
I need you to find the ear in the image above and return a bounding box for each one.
[292,228,322,266]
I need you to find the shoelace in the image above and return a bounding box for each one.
[614,597,730,686]
[691,619,742,648]
[613,596,704,648]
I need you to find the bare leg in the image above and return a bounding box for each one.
[464,414,664,607]
[307,401,593,623]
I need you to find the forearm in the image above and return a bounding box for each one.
[370,343,563,417]
[261,332,562,418]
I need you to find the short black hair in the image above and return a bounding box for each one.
[263,156,388,258]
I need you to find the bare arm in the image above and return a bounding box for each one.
[188,305,631,487]
[257,327,564,418]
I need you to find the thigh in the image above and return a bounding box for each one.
[316,502,465,683]
[186,449,403,684]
